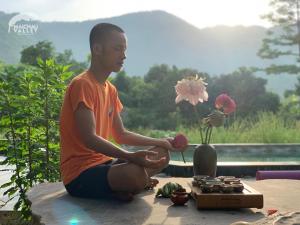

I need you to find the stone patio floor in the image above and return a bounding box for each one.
[25,176,300,225]
[1,155,299,225]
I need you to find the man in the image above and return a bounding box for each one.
[59,23,184,201]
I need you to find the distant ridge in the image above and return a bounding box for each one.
[0,10,298,96]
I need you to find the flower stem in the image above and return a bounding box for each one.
[207,126,213,144]
[204,126,210,144]
[193,106,204,144]
[181,152,186,163]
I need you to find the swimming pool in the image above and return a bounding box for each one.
[170,144,300,162]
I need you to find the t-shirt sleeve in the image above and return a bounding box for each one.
[111,89,123,143]
[115,91,123,115]
[69,80,94,112]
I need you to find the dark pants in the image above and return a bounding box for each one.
[65,159,126,199]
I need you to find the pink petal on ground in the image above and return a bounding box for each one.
[267,208,278,216]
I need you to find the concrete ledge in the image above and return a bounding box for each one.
[163,160,300,177]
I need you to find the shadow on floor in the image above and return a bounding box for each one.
[30,186,153,225]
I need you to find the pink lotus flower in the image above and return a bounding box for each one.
[169,133,189,149]
[215,93,236,114]
[175,75,208,106]
[167,133,188,163]
[174,76,237,146]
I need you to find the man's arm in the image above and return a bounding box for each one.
[74,102,167,168]
[112,112,173,151]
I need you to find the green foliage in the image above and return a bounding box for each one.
[112,65,281,129]
[20,41,55,66]
[0,59,72,221]
[114,71,131,93]
[55,49,88,76]
[210,67,280,117]
[280,93,300,120]
[258,0,300,74]
[136,112,300,143]
[210,112,300,143]
[20,41,87,78]
[257,0,300,118]
[0,61,288,220]
[112,65,213,129]
[296,76,300,95]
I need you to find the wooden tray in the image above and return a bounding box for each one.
[189,182,264,209]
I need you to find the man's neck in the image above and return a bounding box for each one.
[89,60,111,85]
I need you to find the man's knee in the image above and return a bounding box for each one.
[130,165,148,192]
[108,163,148,193]
[122,164,148,193]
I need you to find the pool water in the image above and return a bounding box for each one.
[171,151,300,162]
[169,144,300,162]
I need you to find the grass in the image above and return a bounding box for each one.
[133,112,300,144]
[2,112,300,144]
[0,131,5,139]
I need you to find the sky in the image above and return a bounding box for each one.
[1,0,272,29]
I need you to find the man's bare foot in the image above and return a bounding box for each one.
[145,178,159,190]
[112,192,134,202]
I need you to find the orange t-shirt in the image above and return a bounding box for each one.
[59,70,123,185]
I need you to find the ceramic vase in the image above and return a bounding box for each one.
[193,144,217,177]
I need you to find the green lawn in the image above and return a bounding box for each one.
[134,112,300,144]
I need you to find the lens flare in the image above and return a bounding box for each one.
[69,218,79,225]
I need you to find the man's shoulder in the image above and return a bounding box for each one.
[106,80,117,92]
[70,71,93,87]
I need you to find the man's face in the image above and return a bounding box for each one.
[96,30,127,73]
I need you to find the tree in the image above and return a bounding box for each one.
[281,75,300,119]
[55,49,73,65]
[0,59,72,220]
[119,65,211,129]
[20,41,87,76]
[56,49,88,76]
[20,41,55,66]
[113,71,131,92]
[210,68,280,117]
[258,0,300,74]
[144,64,171,83]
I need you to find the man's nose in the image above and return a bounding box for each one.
[122,51,127,60]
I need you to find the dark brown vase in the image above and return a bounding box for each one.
[193,144,217,177]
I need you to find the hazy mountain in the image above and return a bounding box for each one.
[0,10,298,96]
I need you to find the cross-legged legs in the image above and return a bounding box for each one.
[107,146,170,194]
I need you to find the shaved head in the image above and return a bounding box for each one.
[89,23,124,52]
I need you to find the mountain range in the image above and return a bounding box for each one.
[0,10,298,97]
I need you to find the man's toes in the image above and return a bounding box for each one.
[145,178,159,190]
[112,192,134,202]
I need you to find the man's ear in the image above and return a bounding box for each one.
[92,43,103,55]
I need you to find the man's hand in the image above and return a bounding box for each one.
[157,138,174,151]
[127,150,167,169]
[155,138,188,152]
[166,134,189,153]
